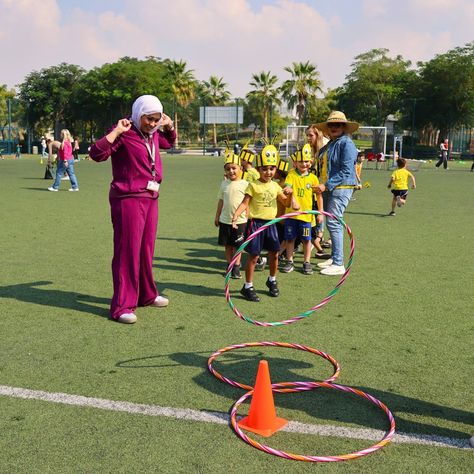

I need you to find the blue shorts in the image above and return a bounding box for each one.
[245,219,280,255]
[284,219,312,241]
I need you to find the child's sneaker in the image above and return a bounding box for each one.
[255,256,267,271]
[231,265,242,279]
[280,260,294,273]
[302,262,313,275]
[240,285,260,302]
[321,239,332,248]
[265,278,280,297]
[389,211,396,216]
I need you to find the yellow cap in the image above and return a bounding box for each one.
[290,143,312,162]
[277,159,289,173]
[256,144,279,168]
[239,142,255,164]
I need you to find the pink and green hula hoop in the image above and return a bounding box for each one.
[224,210,355,326]
[229,381,396,463]
[207,341,341,390]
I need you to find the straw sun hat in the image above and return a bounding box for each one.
[315,111,359,135]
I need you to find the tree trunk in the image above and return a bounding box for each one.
[174,110,179,148]
[213,123,217,147]
[263,108,268,141]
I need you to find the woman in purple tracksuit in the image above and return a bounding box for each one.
[90,95,176,324]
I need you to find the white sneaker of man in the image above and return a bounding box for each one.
[47,187,58,192]
[320,264,345,276]
[152,295,169,307]
[117,313,137,324]
[317,258,333,268]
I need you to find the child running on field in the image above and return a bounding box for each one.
[215,150,248,279]
[387,158,416,216]
[232,143,299,302]
[280,144,323,275]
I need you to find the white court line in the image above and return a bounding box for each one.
[0,385,470,450]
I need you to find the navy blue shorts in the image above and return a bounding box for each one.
[284,219,312,241]
[391,189,408,199]
[245,219,280,255]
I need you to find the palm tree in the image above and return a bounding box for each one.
[246,71,281,140]
[280,61,323,125]
[165,60,196,147]
[201,76,231,146]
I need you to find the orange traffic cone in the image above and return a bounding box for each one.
[238,360,288,437]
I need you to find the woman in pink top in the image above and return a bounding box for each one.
[48,129,80,192]
[89,95,176,324]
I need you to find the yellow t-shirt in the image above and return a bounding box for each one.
[391,168,413,190]
[284,169,319,222]
[319,150,328,184]
[217,179,248,225]
[241,167,260,183]
[246,180,283,220]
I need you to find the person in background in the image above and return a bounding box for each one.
[435,139,449,170]
[89,95,176,324]
[47,129,79,192]
[73,136,80,161]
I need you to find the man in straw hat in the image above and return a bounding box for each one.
[313,111,359,276]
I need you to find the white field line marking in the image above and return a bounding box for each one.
[0,385,470,450]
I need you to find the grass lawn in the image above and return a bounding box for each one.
[0,155,473,473]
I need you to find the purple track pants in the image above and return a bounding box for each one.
[109,196,159,319]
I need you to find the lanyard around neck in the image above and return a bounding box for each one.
[137,129,156,179]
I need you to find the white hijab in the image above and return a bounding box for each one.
[131,95,163,136]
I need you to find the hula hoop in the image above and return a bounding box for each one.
[207,342,341,390]
[230,381,396,463]
[224,210,355,327]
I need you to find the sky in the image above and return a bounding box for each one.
[0,0,472,97]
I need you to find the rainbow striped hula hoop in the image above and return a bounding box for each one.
[224,210,355,327]
[207,342,341,390]
[230,381,396,463]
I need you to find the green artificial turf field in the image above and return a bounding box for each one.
[0,155,473,473]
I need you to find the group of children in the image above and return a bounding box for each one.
[215,139,328,302]
[215,136,419,302]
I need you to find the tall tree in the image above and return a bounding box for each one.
[201,76,231,146]
[337,49,413,126]
[17,63,85,136]
[413,42,474,142]
[246,71,281,140]
[0,85,17,140]
[280,61,322,125]
[165,60,196,147]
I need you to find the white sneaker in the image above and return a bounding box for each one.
[68,188,79,192]
[320,264,345,276]
[47,187,58,192]
[117,313,137,324]
[152,295,169,307]
[317,258,333,268]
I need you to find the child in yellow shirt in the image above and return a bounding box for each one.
[387,158,416,216]
[232,144,299,302]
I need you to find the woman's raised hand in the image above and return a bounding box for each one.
[116,118,132,134]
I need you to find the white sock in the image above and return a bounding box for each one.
[244,282,253,289]
[268,276,276,282]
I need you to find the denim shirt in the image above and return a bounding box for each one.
[322,134,358,192]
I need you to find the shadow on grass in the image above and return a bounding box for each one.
[0,280,110,319]
[345,210,390,217]
[158,236,216,246]
[154,256,223,276]
[116,350,474,441]
[158,281,223,297]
